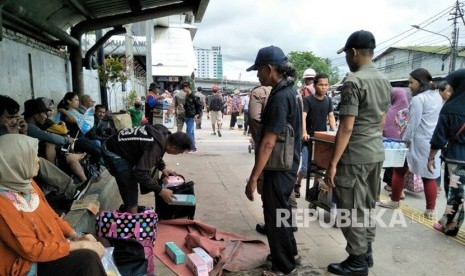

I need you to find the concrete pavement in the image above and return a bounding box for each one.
[140,115,464,276]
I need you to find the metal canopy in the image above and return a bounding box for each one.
[1,0,209,46]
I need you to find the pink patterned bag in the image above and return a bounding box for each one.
[96,207,158,275]
[404,171,424,193]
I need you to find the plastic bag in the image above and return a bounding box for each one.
[102,247,122,276]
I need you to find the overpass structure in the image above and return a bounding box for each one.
[195,78,260,94]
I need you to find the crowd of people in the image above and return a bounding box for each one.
[1,29,464,276]
[243,30,464,276]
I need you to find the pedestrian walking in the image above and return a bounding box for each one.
[379,68,442,219]
[428,68,465,236]
[181,81,202,152]
[195,87,206,129]
[208,85,224,137]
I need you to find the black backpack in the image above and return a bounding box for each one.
[209,95,223,111]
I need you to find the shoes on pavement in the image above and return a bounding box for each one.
[433,222,444,233]
[256,223,266,235]
[211,132,216,135]
[424,209,434,219]
[327,254,368,276]
[384,185,392,192]
[266,254,301,265]
[366,242,373,268]
[73,177,94,200]
[229,127,235,130]
[187,149,197,153]
[377,199,400,209]
[389,192,405,200]
[218,130,222,137]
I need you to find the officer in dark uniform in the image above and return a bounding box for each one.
[245,46,302,275]
[325,30,391,276]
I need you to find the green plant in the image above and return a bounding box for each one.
[126,90,138,108]
[98,56,128,111]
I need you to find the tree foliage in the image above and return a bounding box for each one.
[98,57,128,111]
[98,57,128,87]
[288,51,340,85]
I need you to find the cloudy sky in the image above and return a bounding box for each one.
[193,0,460,82]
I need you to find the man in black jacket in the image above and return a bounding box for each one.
[102,124,192,213]
[181,82,202,152]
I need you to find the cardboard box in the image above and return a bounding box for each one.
[313,131,336,169]
[170,194,196,206]
[165,242,186,264]
[187,253,209,276]
[193,247,214,272]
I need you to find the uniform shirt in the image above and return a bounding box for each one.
[261,79,302,171]
[248,86,271,142]
[303,95,333,136]
[338,62,391,165]
[105,124,168,194]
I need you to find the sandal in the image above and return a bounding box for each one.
[294,184,301,198]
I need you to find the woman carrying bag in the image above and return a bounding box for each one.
[428,68,465,236]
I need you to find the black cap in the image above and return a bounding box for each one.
[197,87,202,92]
[246,45,288,71]
[181,81,190,88]
[337,30,376,54]
[23,99,48,116]
[149,83,160,91]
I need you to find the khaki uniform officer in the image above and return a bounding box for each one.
[325,30,391,276]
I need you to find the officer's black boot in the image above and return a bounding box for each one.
[327,254,368,276]
[366,242,373,268]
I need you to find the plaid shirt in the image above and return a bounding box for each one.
[231,96,242,113]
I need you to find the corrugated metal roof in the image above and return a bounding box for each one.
[2,0,209,46]
[389,46,465,57]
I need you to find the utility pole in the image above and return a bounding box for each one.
[449,0,460,72]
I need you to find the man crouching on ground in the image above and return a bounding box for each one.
[102,124,192,213]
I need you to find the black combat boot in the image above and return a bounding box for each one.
[327,254,368,276]
[366,242,373,268]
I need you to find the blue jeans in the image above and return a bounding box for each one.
[298,145,308,175]
[185,117,196,150]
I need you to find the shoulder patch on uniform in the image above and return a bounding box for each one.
[340,82,357,105]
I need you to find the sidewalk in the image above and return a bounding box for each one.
[141,115,464,276]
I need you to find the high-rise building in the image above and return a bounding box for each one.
[194,46,223,79]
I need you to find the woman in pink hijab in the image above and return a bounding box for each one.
[382,87,409,194]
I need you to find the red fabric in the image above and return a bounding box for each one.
[422,178,438,210]
[390,163,408,201]
[154,219,269,276]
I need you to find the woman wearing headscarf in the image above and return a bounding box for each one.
[382,87,409,196]
[428,68,465,236]
[0,134,106,276]
[379,68,442,219]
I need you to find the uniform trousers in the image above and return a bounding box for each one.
[262,170,298,273]
[333,162,382,255]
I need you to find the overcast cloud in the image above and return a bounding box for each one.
[193,0,459,82]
